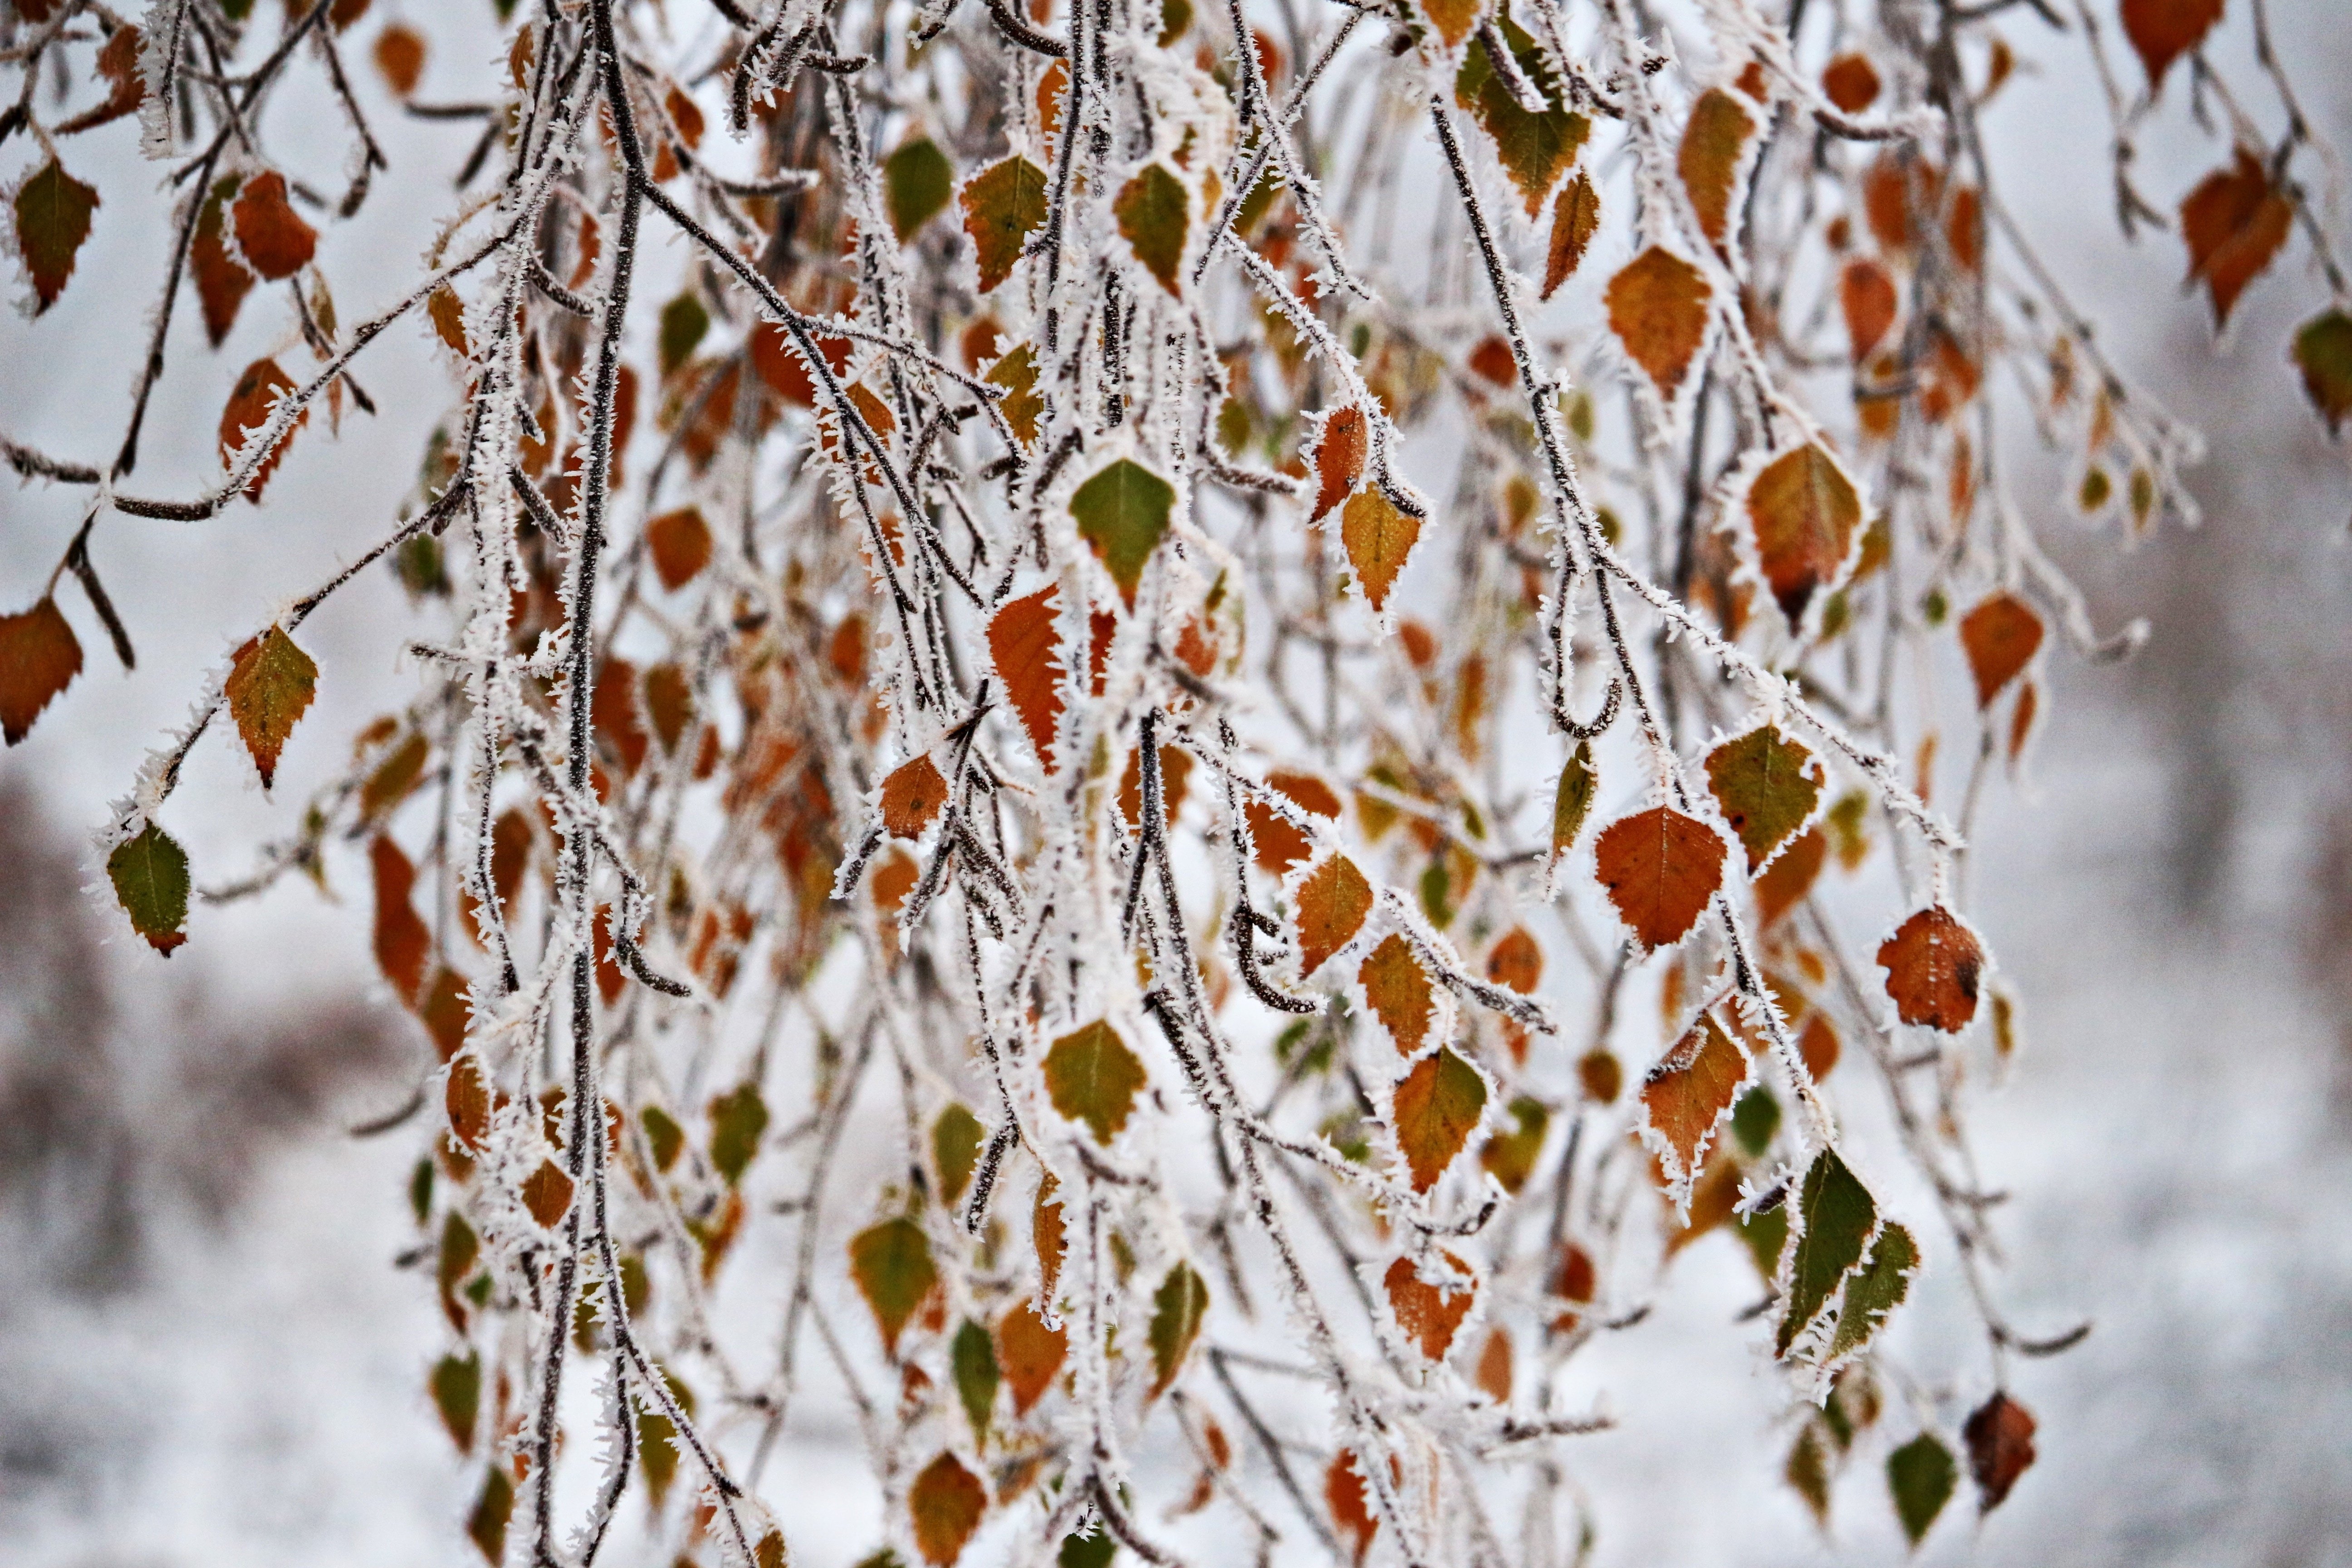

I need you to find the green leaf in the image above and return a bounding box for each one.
[1730,1086,1780,1157]
[1886,1432,1956,1547]
[1705,725,1823,870]
[1828,1220,1916,1360]
[1738,1202,1788,1281]
[225,626,318,789]
[107,822,190,955]
[15,159,99,313]
[884,137,955,241]
[951,1318,1000,1444]
[1454,20,1590,218]
[1069,459,1175,608]
[849,1215,938,1354]
[1043,1018,1148,1144]
[1147,1261,1210,1396]
[708,1082,769,1185]
[660,291,710,375]
[960,156,1049,293]
[1392,1046,1487,1191]
[1551,740,1595,857]
[2293,307,2352,435]
[467,1465,514,1564]
[1786,1421,1833,1527]
[1155,0,1192,45]
[1114,162,1189,297]
[933,1103,985,1205]
[431,1350,481,1451]
[1776,1147,1876,1355]
[642,1105,685,1171]
[1478,1095,1548,1194]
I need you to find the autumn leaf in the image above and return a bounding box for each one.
[933,1104,984,1206]
[1639,1011,1749,1196]
[646,506,712,590]
[988,585,1068,769]
[1384,1252,1476,1360]
[849,1215,937,1354]
[1326,1451,1378,1566]
[2121,0,2224,90]
[1776,1147,1875,1356]
[1043,1019,1147,1144]
[1887,1432,1956,1546]
[520,1157,573,1228]
[1359,933,1436,1054]
[1745,444,1862,627]
[1705,725,1823,870]
[1147,1261,1209,1395]
[1247,770,1340,873]
[1840,256,1898,363]
[1606,246,1712,402]
[14,159,98,313]
[961,156,1049,292]
[219,357,304,501]
[1551,741,1595,858]
[909,1451,988,1566]
[442,1054,489,1150]
[1392,1046,1486,1192]
[2293,308,2352,434]
[1419,0,1480,49]
[1115,162,1190,297]
[1753,826,1825,927]
[881,754,949,839]
[642,662,693,753]
[1308,406,1367,521]
[1958,591,2041,707]
[1678,88,1755,248]
[1542,172,1600,299]
[1339,488,1421,612]
[1455,19,1589,218]
[0,596,83,745]
[1071,458,1175,608]
[1963,1392,2038,1512]
[1877,905,1983,1032]
[108,822,190,955]
[985,343,1044,446]
[224,626,318,789]
[998,1297,1068,1414]
[370,834,430,1002]
[57,24,145,136]
[2178,150,2292,329]
[230,172,316,281]
[1828,1220,1916,1361]
[884,137,954,241]
[1821,52,1881,112]
[192,176,254,347]
[1474,1327,1512,1401]
[1034,1173,1067,1302]
[1593,806,1726,950]
[1485,926,1541,994]
[1293,854,1372,976]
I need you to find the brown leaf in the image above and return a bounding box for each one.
[1840,256,1898,363]
[1541,172,1600,299]
[371,835,431,1007]
[997,1297,1068,1415]
[521,1156,573,1229]
[1878,905,1984,1032]
[1677,88,1755,248]
[909,1451,988,1566]
[988,585,1067,769]
[1958,591,2042,707]
[1384,1252,1477,1360]
[57,24,145,135]
[1309,406,1367,522]
[13,159,98,313]
[374,23,426,97]
[960,156,1049,293]
[1419,0,1481,49]
[1293,854,1372,976]
[1746,444,1862,627]
[1593,806,1726,950]
[1753,826,1825,927]
[1473,1327,1512,1401]
[2121,0,2225,90]
[1606,246,1712,402]
[646,506,712,590]
[1821,52,1881,112]
[192,176,254,348]
[230,172,316,282]
[1359,933,1436,1055]
[1340,488,1421,612]
[0,596,83,745]
[1392,1047,1487,1192]
[218,358,304,502]
[2179,150,2293,328]
[1639,1011,1750,1193]
[881,754,949,839]
[445,1054,490,1150]
[1964,1392,2038,1511]
[224,626,318,788]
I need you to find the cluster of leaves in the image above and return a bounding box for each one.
[3,0,2336,1563]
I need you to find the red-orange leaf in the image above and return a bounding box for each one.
[374,23,426,96]
[909,1450,988,1566]
[1639,1011,1749,1194]
[218,357,304,502]
[1359,933,1435,1054]
[1606,246,1712,402]
[988,586,1067,769]
[371,835,431,1007]
[2178,150,2292,328]
[646,506,712,590]
[1309,406,1367,522]
[0,596,83,745]
[1293,854,1372,976]
[1485,926,1542,994]
[1878,905,1983,1032]
[1821,53,1881,112]
[1593,807,1726,950]
[2121,0,2224,90]
[1247,770,1341,873]
[1958,591,2042,707]
[1384,1252,1477,1360]
[881,754,949,839]
[1327,1451,1378,1566]
[998,1297,1068,1415]
[192,176,254,347]
[1840,256,1898,363]
[230,172,316,281]
[1541,172,1600,299]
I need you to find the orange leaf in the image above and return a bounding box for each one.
[1246,770,1341,872]
[1293,855,1372,976]
[1821,52,1880,112]
[1606,246,1712,402]
[1358,933,1435,1054]
[1958,592,2042,707]
[1474,1326,1512,1401]
[997,1297,1068,1415]
[1308,405,1367,522]
[1745,444,1862,626]
[371,835,431,1007]
[223,626,318,788]
[2121,0,2224,90]
[1677,88,1755,248]
[1752,826,1825,928]
[1541,171,1600,299]
[373,23,426,96]
[2179,150,2293,328]
[0,596,83,745]
[1326,1451,1378,1566]
[881,754,949,839]
[218,357,304,501]
[987,585,1067,769]
[1484,926,1542,994]
[521,1158,573,1228]
[1418,0,1480,49]
[445,1053,490,1150]
[909,1451,988,1566]
[192,176,254,347]
[1384,1252,1477,1360]
[1639,1011,1749,1194]
[1593,807,1725,950]
[646,506,712,590]
[1392,1047,1486,1192]
[1340,488,1421,612]
[1877,905,1983,1032]
[230,172,316,281]
[1840,257,1897,363]
[1034,1174,1066,1302]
